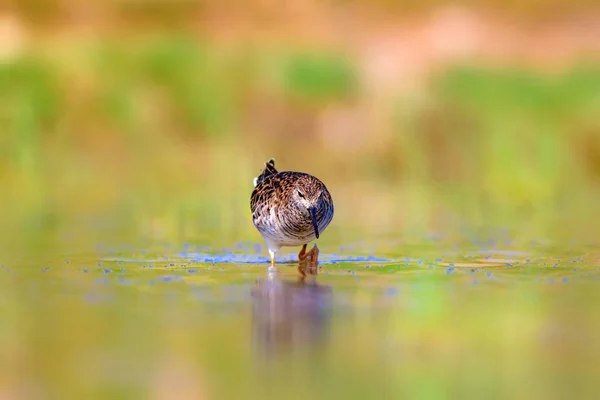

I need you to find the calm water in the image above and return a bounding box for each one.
[2,238,600,399]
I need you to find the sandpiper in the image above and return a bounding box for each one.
[250,159,334,272]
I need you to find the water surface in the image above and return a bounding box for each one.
[2,239,599,399]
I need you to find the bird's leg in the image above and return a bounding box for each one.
[307,244,320,274]
[298,244,320,276]
[298,244,308,277]
[268,249,277,272]
[298,244,308,261]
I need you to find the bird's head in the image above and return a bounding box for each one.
[292,175,325,239]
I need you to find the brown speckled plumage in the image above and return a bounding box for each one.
[251,159,334,270]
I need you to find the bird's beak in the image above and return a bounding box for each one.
[308,206,319,239]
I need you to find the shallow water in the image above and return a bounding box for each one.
[2,239,600,399]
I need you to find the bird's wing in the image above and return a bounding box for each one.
[253,159,278,187]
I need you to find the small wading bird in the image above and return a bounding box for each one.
[250,159,334,273]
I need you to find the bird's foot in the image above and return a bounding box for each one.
[298,244,319,276]
[268,251,278,275]
[308,244,319,274]
[298,244,308,261]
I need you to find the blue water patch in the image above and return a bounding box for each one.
[175,253,395,265]
[478,250,532,256]
[102,258,167,263]
[104,253,395,264]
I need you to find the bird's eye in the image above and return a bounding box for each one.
[297,190,304,198]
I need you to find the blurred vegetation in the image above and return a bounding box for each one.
[9,0,600,25]
[1,31,600,253]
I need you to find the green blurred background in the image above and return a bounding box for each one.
[2,0,600,254]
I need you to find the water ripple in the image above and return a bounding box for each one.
[103,253,395,265]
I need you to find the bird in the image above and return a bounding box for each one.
[250,159,334,273]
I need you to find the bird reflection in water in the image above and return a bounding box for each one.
[251,259,332,357]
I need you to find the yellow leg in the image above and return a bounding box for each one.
[268,249,276,270]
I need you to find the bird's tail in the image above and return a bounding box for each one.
[253,159,278,187]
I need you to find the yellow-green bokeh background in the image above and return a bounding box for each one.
[2,2,600,252]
